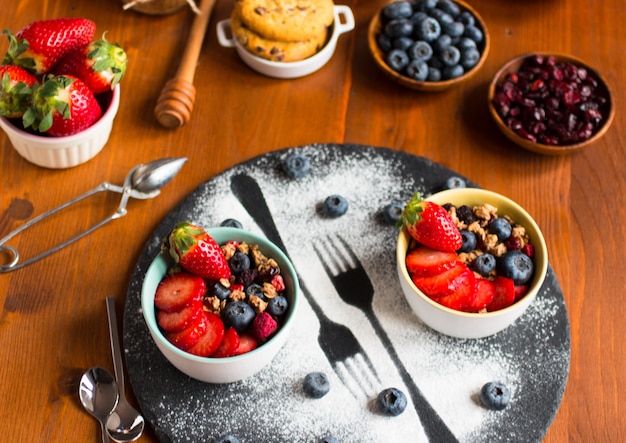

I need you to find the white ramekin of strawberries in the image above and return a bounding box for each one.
[141,223,301,384]
[0,17,127,168]
[396,188,548,339]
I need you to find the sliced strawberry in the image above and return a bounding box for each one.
[464,277,495,312]
[514,284,529,301]
[187,312,225,357]
[165,312,208,351]
[157,302,203,332]
[154,271,206,313]
[233,333,259,355]
[400,192,462,252]
[487,276,516,312]
[211,327,240,358]
[434,266,477,311]
[164,222,232,281]
[411,261,466,298]
[406,246,458,277]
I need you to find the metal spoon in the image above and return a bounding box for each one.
[105,297,145,442]
[79,367,120,443]
[0,157,187,273]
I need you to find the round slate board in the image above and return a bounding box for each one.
[123,144,570,443]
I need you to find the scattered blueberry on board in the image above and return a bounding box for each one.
[322,195,349,218]
[318,437,339,443]
[220,218,244,229]
[480,381,511,410]
[444,175,466,189]
[376,0,485,82]
[376,387,408,416]
[382,202,404,224]
[215,434,240,443]
[282,152,311,179]
[303,371,331,398]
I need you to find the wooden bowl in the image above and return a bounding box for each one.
[488,53,615,155]
[368,0,490,91]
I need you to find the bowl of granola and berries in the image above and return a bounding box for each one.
[396,188,548,338]
[141,223,300,383]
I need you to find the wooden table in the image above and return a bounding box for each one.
[1,0,624,441]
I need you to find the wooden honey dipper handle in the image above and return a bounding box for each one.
[154,0,217,129]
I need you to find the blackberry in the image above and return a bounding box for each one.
[303,372,331,398]
[322,195,349,218]
[455,204,476,225]
[236,268,257,288]
[406,60,429,81]
[282,153,311,179]
[220,218,243,229]
[376,387,408,416]
[480,381,511,411]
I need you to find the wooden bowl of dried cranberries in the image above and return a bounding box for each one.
[368,0,490,91]
[488,53,615,155]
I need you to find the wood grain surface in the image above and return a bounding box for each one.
[0,0,624,441]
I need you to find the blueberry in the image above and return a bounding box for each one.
[303,372,330,398]
[216,434,240,443]
[376,387,408,416]
[393,36,414,51]
[408,11,428,25]
[445,175,466,189]
[439,45,461,66]
[456,36,477,50]
[210,282,231,300]
[497,250,534,285]
[282,153,311,179]
[229,251,250,274]
[472,253,496,276]
[461,47,481,69]
[428,8,454,25]
[438,0,461,17]
[384,19,414,38]
[222,301,256,332]
[464,24,484,43]
[408,40,433,62]
[245,283,265,300]
[220,218,243,229]
[442,21,465,38]
[458,229,477,253]
[318,437,339,443]
[376,33,393,53]
[458,11,475,26]
[414,17,441,42]
[427,66,441,81]
[382,202,403,225]
[406,60,429,81]
[382,1,413,20]
[433,34,452,52]
[414,0,437,11]
[442,64,464,79]
[488,217,512,241]
[428,56,443,69]
[267,295,289,316]
[322,195,349,218]
[480,381,511,411]
[386,48,409,72]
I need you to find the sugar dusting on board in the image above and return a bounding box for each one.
[123,144,570,443]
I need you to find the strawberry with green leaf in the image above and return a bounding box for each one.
[22,74,102,136]
[164,222,232,281]
[399,192,462,252]
[53,33,128,94]
[0,65,38,118]
[3,17,96,74]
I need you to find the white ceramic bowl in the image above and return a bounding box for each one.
[216,5,355,79]
[397,188,548,339]
[0,85,120,169]
[141,226,301,383]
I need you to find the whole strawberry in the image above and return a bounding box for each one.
[164,222,232,281]
[54,33,128,94]
[0,65,39,118]
[399,192,462,252]
[3,18,96,75]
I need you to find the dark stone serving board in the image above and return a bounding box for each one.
[123,144,570,443]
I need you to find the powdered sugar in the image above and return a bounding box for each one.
[124,144,569,443]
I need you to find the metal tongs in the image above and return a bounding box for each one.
[0,157,187,273]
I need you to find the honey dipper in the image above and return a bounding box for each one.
[154,0,216,128]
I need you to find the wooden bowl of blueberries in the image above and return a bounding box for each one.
[488,53,615,155]
[368,0,490,91]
